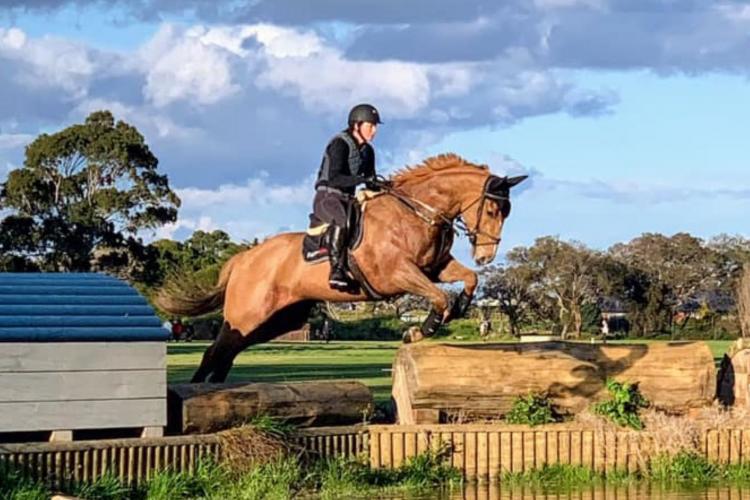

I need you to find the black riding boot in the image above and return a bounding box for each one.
[327,225,352,290]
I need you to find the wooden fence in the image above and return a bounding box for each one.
[3,424,750,488]
[0,425,367,489]
[369,425,750,481]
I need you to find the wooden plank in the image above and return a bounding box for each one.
[511,431,523,472]
[488,432,500,481]
[616,433,628,471]
[559,430,571,464]
[535,431,546,469]
[731,430,742,464]
[0,295,147,306]
[464,431,477,480]
[547,431,558,465]
[0,399,166,432]
[380,431,392,467]
[452,432,465,473]
[0,370,165,402]
[719,429,731,464]
[417,430,429,455]
[742,430,750,463]
[523,431,535,471]
[0,285,137,296]
[706,430,719,462]
[392,432,404,468]
[404,431,417,459]
[0,305,155,316]
[499,432,512,472]
[0,343,165,372]
[477,431,488,482]
[0,316,161,328]
[0,326,167,342]
[582,431,594,468]
[570,430,582,465]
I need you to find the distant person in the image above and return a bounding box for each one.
[171,318,184,342]
[322,317,332,343]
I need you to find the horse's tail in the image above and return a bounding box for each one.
[153,252,241,317]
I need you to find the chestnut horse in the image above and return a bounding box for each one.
[155,154,526,382]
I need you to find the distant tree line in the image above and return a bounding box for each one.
[480,234,750,339]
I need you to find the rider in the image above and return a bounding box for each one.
[312,103,382,290]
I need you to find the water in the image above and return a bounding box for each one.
[377,483,750,499]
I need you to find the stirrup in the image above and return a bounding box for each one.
[329,269,352,290]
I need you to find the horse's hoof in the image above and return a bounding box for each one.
[402,327,424,344]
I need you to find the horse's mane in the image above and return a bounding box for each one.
[391,153,487,186]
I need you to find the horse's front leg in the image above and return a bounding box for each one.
[391,261,451,343]
[436,256,478,321]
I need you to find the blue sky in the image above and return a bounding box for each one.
[1,1,748,267]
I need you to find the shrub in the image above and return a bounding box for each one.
[593,379,649,430]
[504,393,560,426]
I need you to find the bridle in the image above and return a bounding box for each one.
[454,175,511,247]
[380,174,511,247]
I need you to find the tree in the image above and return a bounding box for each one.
[479,265,534,337]
[506,237,600,338]
[146,230,247,294]
[609,233,723,334]
[738,264,750,338]
[0,110,180,274]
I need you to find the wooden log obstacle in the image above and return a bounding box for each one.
[392,341,717,424]
[718,338,750,408]
[0,273,169,441]
[168,381,373,434]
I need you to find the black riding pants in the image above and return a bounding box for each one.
[309,190,351,229]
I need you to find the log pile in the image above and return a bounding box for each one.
[168,380,373,434]
[392,341,716,424]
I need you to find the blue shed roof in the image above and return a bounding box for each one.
[0,273,169,342]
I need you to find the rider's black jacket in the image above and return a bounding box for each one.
[314,131,376,196]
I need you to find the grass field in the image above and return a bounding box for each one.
[168,339,734,404]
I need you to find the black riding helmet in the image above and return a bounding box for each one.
[348,103,382,126]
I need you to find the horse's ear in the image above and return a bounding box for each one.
[505,175,528,188]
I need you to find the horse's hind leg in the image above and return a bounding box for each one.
[208,301,317,382]
[191,342,218,383]
[207,327,248,383]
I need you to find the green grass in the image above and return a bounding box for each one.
[168,339,735,403]
[168,340,400,402]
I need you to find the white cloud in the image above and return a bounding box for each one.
[0,133,33,150]
[139,24,241,107]
[73,98,201,139]
[0,27,95,98]
[148,174,315,242]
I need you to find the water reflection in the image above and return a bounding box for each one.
[438,483,750,500]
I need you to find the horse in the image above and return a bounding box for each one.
[155,153,527,382]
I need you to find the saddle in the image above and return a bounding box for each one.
[302,190,383,298]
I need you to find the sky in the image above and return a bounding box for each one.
[1,0,748,267]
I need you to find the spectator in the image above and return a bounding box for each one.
[171,318,184,342]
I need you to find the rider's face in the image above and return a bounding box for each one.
[356,122,378,143]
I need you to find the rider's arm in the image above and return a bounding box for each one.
[360,144,379,190]
[327,138,368,188]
